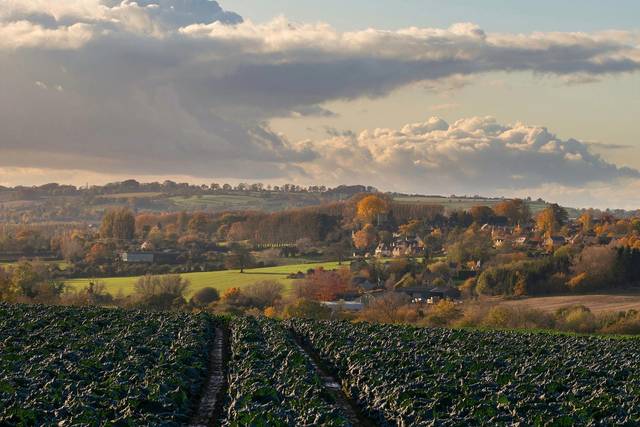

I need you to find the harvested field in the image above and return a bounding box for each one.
[500,292,640,314]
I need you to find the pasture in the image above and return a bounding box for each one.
[64,261,344,297]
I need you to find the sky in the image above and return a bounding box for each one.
[0,0,639,209]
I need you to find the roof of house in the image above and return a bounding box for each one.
[548,236,566,243]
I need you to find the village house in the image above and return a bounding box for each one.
[374,243,391,258]
[391,236,424,258]
[493,236,507,248]
[394,286,461,304]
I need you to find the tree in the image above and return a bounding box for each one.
[494,199,531,225]
[225,244,254,273]
[283,299,332,320]
[295,268,351,301]
[242,280,284,309]
[191,287,220,306]
[428,261,451,280]
[572,246,618,290]
[11,261,45,298]
[398,220,421,237]
[295,238,314,255]
[578,213,592,232]
[85,243,110,264]
[134,274,190,310]
[356,195,389,224]
[325,239,352,265]
[0,267,15,302]
[536,204,568,236]
[100,208,135,240]
[59,233,84,261]
[353,224,378,250]
[357,293,410,324]
[424,300,462,327]
[188,212,212,234]
[446,228,493,264]
[470,206,495,224]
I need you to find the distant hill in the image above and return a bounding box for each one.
[0,180,630,224]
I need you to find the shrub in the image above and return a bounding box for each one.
[264,306,278,318]
[283,299,332,320]
[556,305,597,333]
[242,280,284,309]
[191,287,220,306]
[424,300,462,327]
[459,278,477,299]
[482,306,555,330]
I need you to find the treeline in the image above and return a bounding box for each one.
[477,246,640,296]
[227,211,341,244]
[0,180,378,200]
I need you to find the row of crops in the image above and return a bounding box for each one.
[0,304,216,426]
[288,319,640,425]
[225,316,352,426]
[3,303,640,425]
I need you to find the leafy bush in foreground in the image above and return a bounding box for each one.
[224,316,350,426]
[288,319,640,425]
[0,303,214,426]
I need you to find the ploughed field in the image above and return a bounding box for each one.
[2,304,640,426]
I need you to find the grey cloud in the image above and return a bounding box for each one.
[0,2,639,185]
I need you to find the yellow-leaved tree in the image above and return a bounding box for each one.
[356,195,389,224]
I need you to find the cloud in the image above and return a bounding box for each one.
[0,1,639,202]
[308,116,640,198]
[289,105,338,118]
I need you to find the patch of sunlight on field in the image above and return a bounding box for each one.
[64,261,345,297]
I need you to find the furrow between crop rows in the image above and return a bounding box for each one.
[289,331,376,427]
[189,326,229,427]
[223,316,354,425]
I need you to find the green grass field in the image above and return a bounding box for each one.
[65,261,345,297]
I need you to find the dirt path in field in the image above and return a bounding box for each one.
[190,327,229,427]
[291,333,376,427]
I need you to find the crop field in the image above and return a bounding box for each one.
[4,304,640,425]
[288,320,640,425]
[0,304,215,425]
[64,261,344,297]
[225,317,354,425]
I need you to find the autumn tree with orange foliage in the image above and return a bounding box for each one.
[353,224,378,250]
[85,243,110,264]
[536,204,568,236]
[295,268,352,301]
[494,199,531,225]
[356,195,389,224]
